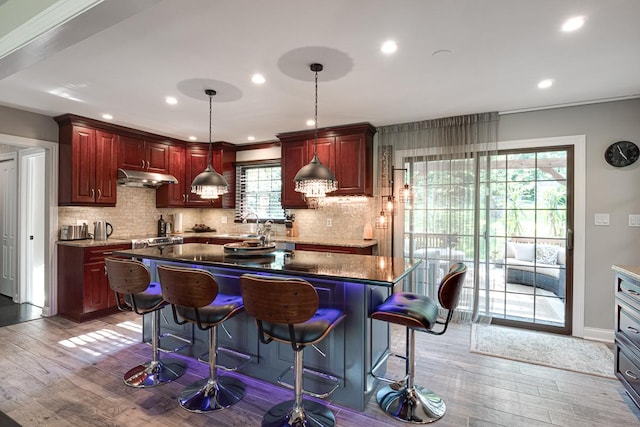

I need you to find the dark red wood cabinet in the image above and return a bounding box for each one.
[118,135,170,174]
[278,123,376,208]
[157,143,236,208]
[57,243,130,322]
[295,243,374,255]
[56,116,118,206]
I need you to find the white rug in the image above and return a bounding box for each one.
[470,323,615,379]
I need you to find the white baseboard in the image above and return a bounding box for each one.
[582,327,614,343]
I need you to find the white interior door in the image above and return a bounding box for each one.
[1,156,17,298]
[24,151,46,306]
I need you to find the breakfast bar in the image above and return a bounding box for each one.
[112,243,421,411]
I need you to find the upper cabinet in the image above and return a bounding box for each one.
[56,115,118,206]
[118,135,169,173]
[277,123,376,208]
[156,142,236,208]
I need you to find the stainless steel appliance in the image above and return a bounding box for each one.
[59,224,89,240]
[131,236,184,249]
[93,220,113,241]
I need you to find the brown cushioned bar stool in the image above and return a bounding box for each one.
[240,274,345,427]
[104,257,186,387]
[370,262,467,424]
[157,264,246,412]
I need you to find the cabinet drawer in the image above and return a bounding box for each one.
[618,275,640,306]
[618,303,640,351]
[84,245,130,262]
[616,343,640,407]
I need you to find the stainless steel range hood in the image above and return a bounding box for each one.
[117,168,178,188]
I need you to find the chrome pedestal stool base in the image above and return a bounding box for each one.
[262,400,336,427]
[376,384,446,424]
[178,376,246,413]
[123,358,186,388]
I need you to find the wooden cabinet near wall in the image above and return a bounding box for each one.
[614,266,640,409]
[55,115,118,206]
[157,142,236,208]
[277,122,376,208]
[295,243,374,255]
[57,243,131,322]
[118,135,170,174]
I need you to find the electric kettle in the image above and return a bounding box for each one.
[93,220,113,241]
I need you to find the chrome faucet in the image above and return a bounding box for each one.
[242,212,262,235]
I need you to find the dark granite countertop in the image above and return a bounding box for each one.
[112,243,419,287]
[57,233,377,249]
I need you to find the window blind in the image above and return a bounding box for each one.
[235,163,285,222]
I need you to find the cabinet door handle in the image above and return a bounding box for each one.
[96,189,101,200]
[104,265,107,276]
[627,326,640,334]
[625,370,638,380]
[627,289,640,296]
[141,159,145,169]
[102,251,113,255]
[146,160,150,169]
[91,188,95,199]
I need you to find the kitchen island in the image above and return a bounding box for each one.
[112,243,421,411]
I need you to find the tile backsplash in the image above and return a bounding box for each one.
[58,186,384,243]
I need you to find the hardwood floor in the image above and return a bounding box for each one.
[0,311,638,426]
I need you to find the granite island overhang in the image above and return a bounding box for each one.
[112,243,423,411]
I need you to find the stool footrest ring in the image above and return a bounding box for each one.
[370,350,409,385]
[276,365,341,399]
[197,346,253,372]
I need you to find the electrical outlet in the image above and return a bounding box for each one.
[629,214,640,227]
[594,213,610,226]
[221,216,227,224]
[77,219,88,225]
[326,218,332,227]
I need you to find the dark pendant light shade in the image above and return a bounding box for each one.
[294,63,338,198]
[191,89,229,199]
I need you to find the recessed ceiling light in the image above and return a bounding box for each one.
[188,136,197,141]
[537,79,553,89]
[381,40,397,54]
[102,113,113,120]
[247,136,255,141]
[306,119,315,127]
[251,73,266,84]
[562,16,585,32]
[165,96,178,105]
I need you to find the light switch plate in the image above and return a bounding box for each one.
[594,213,610,226]
[629,214,640,227]
[221,216,227,224]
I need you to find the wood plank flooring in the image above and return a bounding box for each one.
[0,311,638,426]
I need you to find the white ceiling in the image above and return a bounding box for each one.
[0,0,639,145]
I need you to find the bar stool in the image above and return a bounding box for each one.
[240,274,345,427]
[157,264,246,412]
[104,257,186,387]
[370,262,467,424]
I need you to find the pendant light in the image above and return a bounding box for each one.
[191,89,229,199]
[294,63,338,198]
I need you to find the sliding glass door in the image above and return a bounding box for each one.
[403,146,573,334]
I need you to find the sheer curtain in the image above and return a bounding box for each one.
[377,112,498,323]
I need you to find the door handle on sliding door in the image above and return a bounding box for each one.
[567,228,574,250]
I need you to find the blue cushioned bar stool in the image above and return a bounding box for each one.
[240,274,345,427]
[104,257,186,387]
[157,264,246,412]
[370,262,467,424]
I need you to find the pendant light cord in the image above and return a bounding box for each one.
[208,92,213,161]
[314,66,319,156]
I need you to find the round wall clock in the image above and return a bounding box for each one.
[604,140,639,167]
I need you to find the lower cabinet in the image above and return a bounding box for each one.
[614,268,640,409]
[295,243,374,255]
[57,243,130,322]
